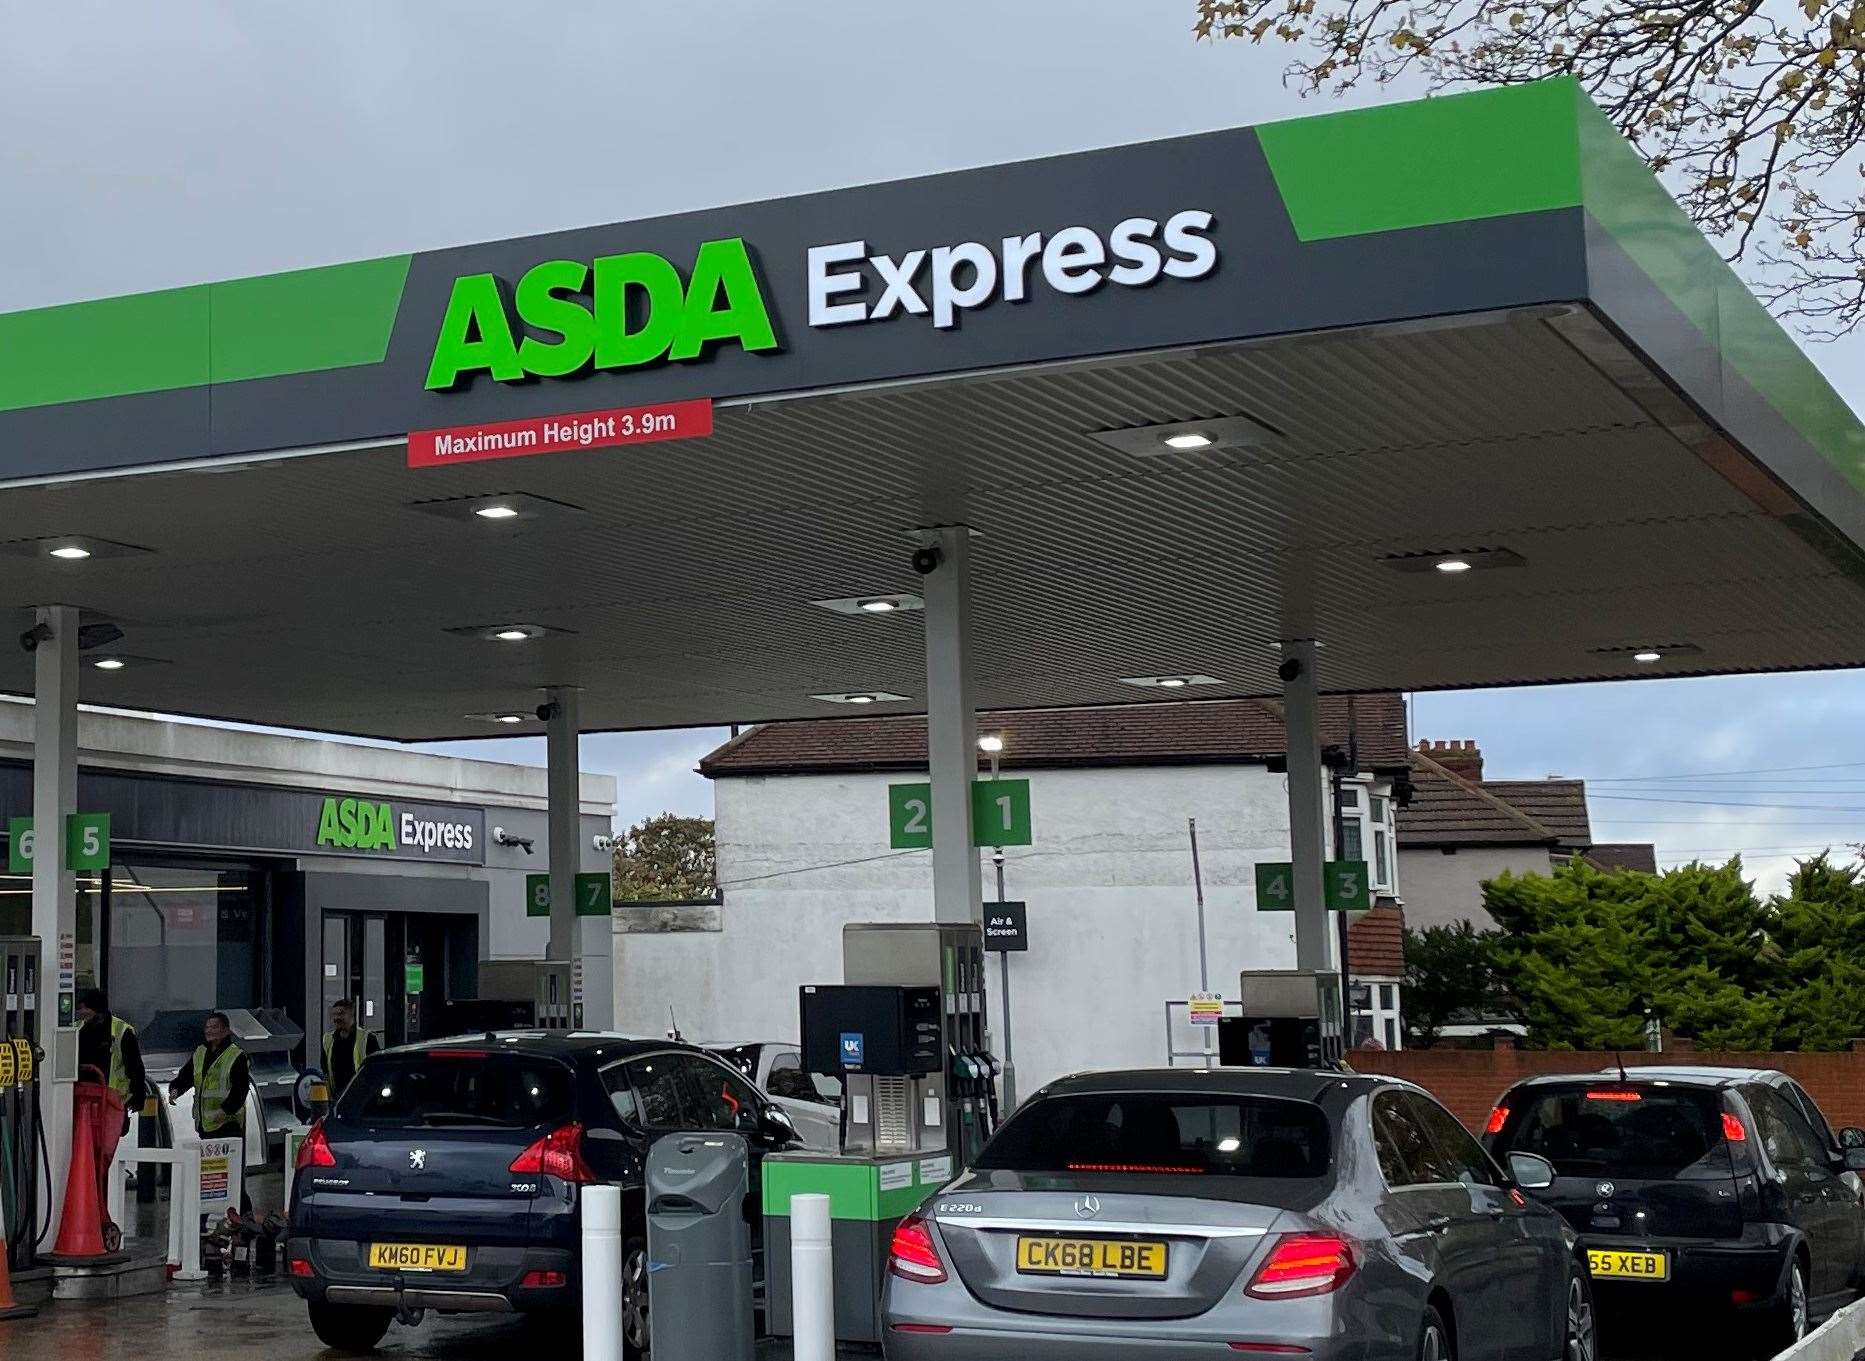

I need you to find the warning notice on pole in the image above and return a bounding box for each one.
[1189,992,1224,1026]
[407,398,713,468]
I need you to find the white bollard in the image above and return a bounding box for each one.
[791,1193,835,1361]
[582,1183,625,1361]
[175,1146,205,1281]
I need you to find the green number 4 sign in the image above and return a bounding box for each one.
[888,780,1033,850]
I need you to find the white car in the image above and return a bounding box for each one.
[705,1041,841,1151]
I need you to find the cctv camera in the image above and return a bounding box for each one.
[18,623,52,654]
[1277,656,1303,684]
[535,701,560,722]
[593,834,617,853]
[910,545,943,576]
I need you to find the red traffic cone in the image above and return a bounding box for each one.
[45,1082,113,1262]
[0,1240,36,1320]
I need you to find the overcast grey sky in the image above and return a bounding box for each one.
[8,1,1863,893]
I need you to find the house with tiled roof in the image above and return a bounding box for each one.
[1399,739,1654,931]
[612,696,1416,1092]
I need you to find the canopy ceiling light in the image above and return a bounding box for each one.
[1590,642,1703,662]
[444,622,575,643]
[1118,673,1223,689]
[1089,414,1280,459]
[1380,547,1527,574]
[811,593,925,617]
[811,690,911,705]
[0,535,153,563]
[408,492,586,527]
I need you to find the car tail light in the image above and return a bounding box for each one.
[1245,1233,1357,1299]
[1484,1106,1509,1135]
[295,1122,336,1170]
[520,1269,567,1288]
[287,1258,315,1278]
[1722,1112,1748,1143]
[888,1212,947,1284]
[510,1123,596,1182]
[1584,1090,1642,1102]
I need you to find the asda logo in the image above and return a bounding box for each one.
[425,237,779,390]
[315,797,477,855]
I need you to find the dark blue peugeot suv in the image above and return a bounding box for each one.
[286,1032,800,1354]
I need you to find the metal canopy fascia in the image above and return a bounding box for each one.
[1,78,1862,741]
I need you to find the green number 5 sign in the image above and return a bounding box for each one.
[7,813,110,874]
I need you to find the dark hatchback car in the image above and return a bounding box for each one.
[1483,1067,1865,1350]
[883,1068,1594,1361]
[286,1032,800,1354]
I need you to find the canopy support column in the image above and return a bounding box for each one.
[923,527,980,925]
[546,687,581,975]
[31,604,79,1245]
[1281,639,1333,974]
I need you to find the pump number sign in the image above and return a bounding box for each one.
[1254,861,1371,912]
[525,872,614,917]
[7,813,111,874]
[888,780,1033,850]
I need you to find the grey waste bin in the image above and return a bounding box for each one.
[646,1132,756,1361]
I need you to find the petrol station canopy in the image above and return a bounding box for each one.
[2,78,1863,741]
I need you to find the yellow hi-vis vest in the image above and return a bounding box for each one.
[106,1017,134,1099]
[192,1042,243,1135]
[323,1028,366,1079]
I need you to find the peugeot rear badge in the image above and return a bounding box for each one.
[1596,1180,1614,1199]
[1074,1194,1101,1220]
[410,1149,427,1171]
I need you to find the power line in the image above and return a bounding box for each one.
[1584,761,1865,781]
[1591,794,1865,813]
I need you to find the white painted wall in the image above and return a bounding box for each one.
[616,763,1364,1095]
[1397,844,1556,930]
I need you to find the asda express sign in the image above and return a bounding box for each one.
[424,210,1218,390]
[314,795,483,863]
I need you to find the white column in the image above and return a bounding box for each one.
[546,687,581,966]
[31,603,79,1245]
[922,526,980,925]
[790,1193,836,1361]
[1281,639,1333,972]
[581,1184,624,1361]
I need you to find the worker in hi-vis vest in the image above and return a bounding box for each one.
[168,1010,252,1214]
[76,988,146,1251]
[321,997,379,1102]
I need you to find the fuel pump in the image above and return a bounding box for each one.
[0,937,45,1276]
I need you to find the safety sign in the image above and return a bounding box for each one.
[1189,992,1224,1026]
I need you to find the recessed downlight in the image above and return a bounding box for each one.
[493,629,532,642]
[1434,558,1474,574]
[495,713,525,723]
[1380,548,1525,574]
[1118,673,1223,690]
[1633,650,1663,664]
[49,545,92,560]
[1162,432,1213,451]
[474,504,521,520]
[810,690,911,705]
[810,593,924,617]
[857,598,900,613]
[92,658,126,671]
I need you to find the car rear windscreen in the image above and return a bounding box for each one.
[335,1052,574,1130]
[1502,1085,1732,1178]
[976,1092,1330,1177]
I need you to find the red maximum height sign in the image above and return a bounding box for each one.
[407,398,712,468]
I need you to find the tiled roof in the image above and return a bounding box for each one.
[699,695,1411,778]
[1347,904,1405,978]
[1397,752,1592,849]
[1584,842,1659,873]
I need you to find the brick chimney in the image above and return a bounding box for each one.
[1418,738,1484,782]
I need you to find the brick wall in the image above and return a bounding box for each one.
[1353,1047,1865,1132]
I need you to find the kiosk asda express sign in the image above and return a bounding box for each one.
[315,795,481,860]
